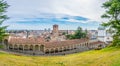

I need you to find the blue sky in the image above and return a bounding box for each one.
[3,0,107,30]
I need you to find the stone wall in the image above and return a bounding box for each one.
[5,41,105,55]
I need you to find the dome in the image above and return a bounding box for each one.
[98,25,105,30]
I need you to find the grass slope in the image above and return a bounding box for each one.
[0,47,120,66]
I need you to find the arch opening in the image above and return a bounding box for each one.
[9,44,13,50]
[4,39,8,45]
[30,45,33,51]
[50,49,54,53]
[40,45,44,52]
[24,45,29,51]
[59,47,62,52]
[45,49,49,54]
[35,45,39,51]
[14,45,18,50]
[19,45,23,50]
[55,48,58,53]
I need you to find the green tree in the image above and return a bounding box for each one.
[66,27,87,39]
[62,32,66,35]
[101,0,120,46]
[0,0,9,41]
[74,27,87,39]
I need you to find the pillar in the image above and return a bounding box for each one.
[7,45,9,50]
[33,45,35,51]
[17,45,19,51]
[23,45,24,52]
[39,45,40,51]
[12,45,14,50]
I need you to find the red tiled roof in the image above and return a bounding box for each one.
[9,37,88,46]
[44,39,88,48]
[8,37,45,44]
[8,37,105,48]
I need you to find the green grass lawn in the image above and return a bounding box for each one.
[0,47,120,66]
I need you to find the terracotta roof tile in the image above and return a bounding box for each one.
[9,37,104,48]
[44,39,88,48]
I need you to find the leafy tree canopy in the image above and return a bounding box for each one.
[0,0,9,41]
[66,27,87,39]
[101,0,120,46]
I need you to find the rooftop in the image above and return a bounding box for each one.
[8,37,104,48]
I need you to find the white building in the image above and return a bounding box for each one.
[97,26,113,43]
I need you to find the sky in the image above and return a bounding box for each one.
[3,0,107,30]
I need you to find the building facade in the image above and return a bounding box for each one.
[97,26,113,43]
[4,37,105,55]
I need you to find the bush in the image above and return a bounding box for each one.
[0,45,4,49]
[109,35,120,47]
[94,47,102,50]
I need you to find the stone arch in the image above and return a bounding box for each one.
[4,39,8,45]
[35,45,39,51]
[87,42,89,46]
[63,47,67,51]
[50,49,54,53]
[30,45,33,50]
[66,46,70,51]
[45,49,49,54]
[24,45,29,51]
[55,48,59,53]
[14,44,18,50]
[40,45,44,52]
[19,45,23,50]
[9,44,13,49]
[59,47,63,52]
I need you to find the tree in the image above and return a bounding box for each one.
[0,0,9,41]
[101,0,120,46]
[74,27,87,39]
[62,32,66,35]
[66,27,87,39]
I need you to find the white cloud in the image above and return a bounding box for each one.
[4,0,107,30]
[66,19,97,24]
[51,0,106,22]
[6,0,106,21]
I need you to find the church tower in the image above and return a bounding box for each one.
[52,24,59,36]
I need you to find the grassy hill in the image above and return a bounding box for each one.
[0,47,120,66]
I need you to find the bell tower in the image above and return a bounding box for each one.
[52,24,59,36]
